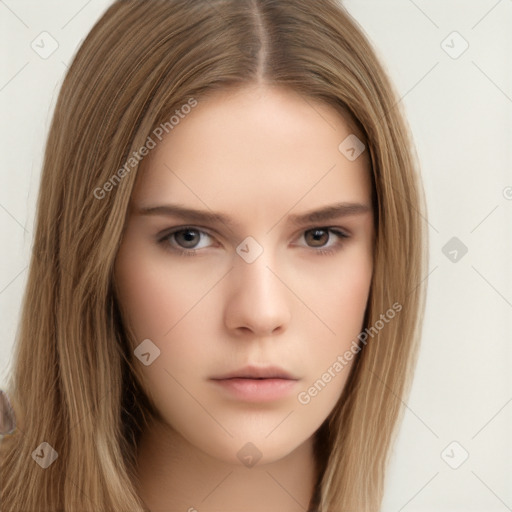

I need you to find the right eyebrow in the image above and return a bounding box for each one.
[136,203,239,227]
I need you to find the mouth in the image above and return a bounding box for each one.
[210,364,298,381]
[210,377,298,403]
[209,365,299,403]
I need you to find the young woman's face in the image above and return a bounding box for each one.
[114,84,374,465]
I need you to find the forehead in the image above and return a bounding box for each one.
[132,85,371,218]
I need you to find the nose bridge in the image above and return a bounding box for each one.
[225,235,291,334]
[234,236,278,300]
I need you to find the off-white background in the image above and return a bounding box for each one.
[1,1,511,510]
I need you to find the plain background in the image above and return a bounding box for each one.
[1,1,511,510]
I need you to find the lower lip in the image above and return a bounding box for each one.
[211,378,298,402]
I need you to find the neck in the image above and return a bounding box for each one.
[135,417,319,512]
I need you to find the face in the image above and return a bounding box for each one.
[114,84,374,466]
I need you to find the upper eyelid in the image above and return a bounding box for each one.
[159,224,350,236]
[158,225,217,241]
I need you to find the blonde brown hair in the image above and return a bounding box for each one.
[0,1,428,510]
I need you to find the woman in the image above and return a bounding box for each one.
[0,0,428,510]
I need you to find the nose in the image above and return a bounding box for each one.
[223,244,291,337]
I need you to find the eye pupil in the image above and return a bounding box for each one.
[306,228,329,247]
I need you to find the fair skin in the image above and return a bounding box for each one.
[114,84,374,512]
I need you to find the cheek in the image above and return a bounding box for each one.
[329,261,372,332]
[295,252,372,403]
[114,245,223,391]
[114,246,219,344]
[300,250,372,340]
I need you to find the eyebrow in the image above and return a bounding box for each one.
[136,201,371,227]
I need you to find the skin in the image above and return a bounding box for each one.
[114,84,374,512]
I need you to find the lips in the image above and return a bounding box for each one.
[210,365,298,381]
[209,366,299,402]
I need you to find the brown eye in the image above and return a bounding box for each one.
[158,226,217,256]
[174,228,202,248]
[304,228,330,247]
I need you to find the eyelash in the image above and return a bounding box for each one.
[157,226,350,257]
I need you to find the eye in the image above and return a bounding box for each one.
[299,227,349,255]
[158,226,350,257]
[159,227,215,256]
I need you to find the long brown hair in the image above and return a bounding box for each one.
[0,1,428,510]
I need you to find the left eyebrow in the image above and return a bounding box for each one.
[287,202,372,225]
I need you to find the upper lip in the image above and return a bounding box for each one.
[210,365,298,380]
